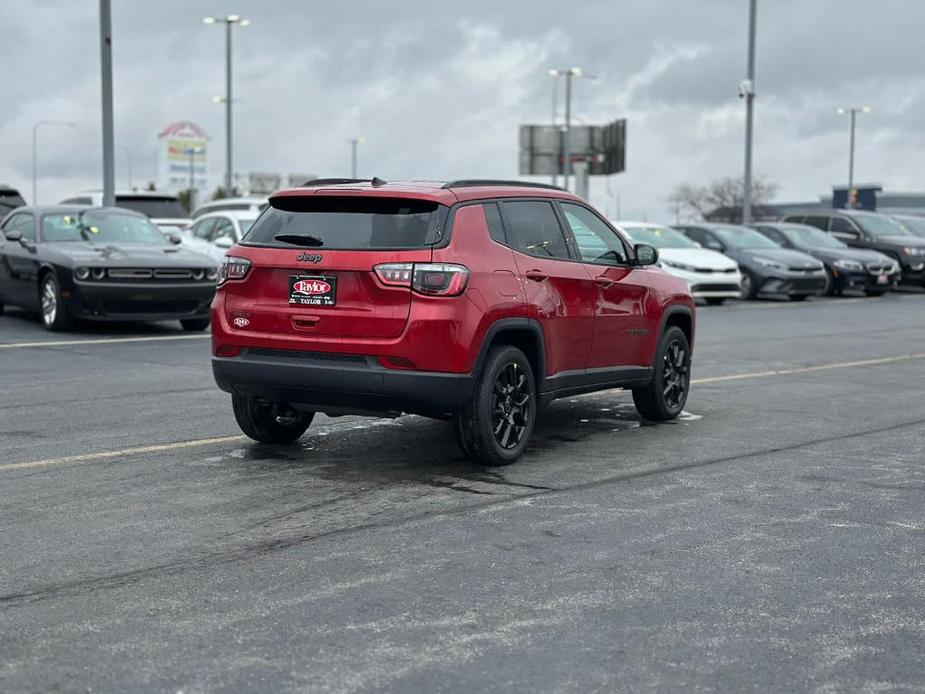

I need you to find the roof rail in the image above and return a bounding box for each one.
[300,178,371,187]
[442,179,567,192]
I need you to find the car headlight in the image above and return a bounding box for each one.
[754,257,786,271]
[660,259,698,272]
[74,267,90,280]
[833,259,864,271]
[206,267,219,281]
[91,267,106,280]
[903,246,925,256]
[191,269,205,281]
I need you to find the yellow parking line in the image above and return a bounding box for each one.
[0,334,210,350]
[0,435,244,472]
[4,351,925,473]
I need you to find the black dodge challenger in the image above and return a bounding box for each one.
[0,206,218,331]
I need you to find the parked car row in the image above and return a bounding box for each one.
[609,209,922,302]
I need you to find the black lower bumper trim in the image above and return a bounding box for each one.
[212,349,474,417]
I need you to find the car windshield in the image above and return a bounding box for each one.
[116,195,187,219]
[245,196,443,249]
[895,216,925,238]
[42,210,168,244]
[854,213,911,238]
[623,225,698,249]
[778,224,846,249]
[710,226,780,249]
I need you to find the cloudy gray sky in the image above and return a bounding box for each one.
[3,0,923,219]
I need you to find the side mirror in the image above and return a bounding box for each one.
[167,233,183,245]
[634,243,659,266]
[4,229,23,242]
[213,236,234,249]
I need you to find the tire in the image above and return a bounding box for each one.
[232,393,314,444]
[633,326,691,422]
[453,345,536,466]
[739,270,757,300]
[823,268,837,296]
[704,297,725,306]
[864,289,885,297]
[180,317,210,331]
[39,272,74,332]
[0,299,4,315]
[789,294,808,302]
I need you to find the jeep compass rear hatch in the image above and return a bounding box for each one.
[224,196,445,339]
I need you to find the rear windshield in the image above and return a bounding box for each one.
[116,195,187,219]
[244,196,444,249]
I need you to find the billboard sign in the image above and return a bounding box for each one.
[519,118,626,177]
[248,172,282,195]
[157,121,208,192]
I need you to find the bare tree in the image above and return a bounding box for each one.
[668,177,779,223]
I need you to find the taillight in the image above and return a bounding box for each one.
[217,256,251,286]
[374,263,469,297]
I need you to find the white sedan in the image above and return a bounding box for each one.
[614,221,743,305]
[181,210,259,264]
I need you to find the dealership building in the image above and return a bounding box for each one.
[764,185,925,218]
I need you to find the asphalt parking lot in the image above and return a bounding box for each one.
[2,294,925,693]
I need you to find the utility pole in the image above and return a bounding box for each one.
[549,71,560,187]
[349,137,364,178]
[838,106,871,207]
[741,0,757,223]
[99,0,115,207]
[204,15,248,196]
[563,70,573,192]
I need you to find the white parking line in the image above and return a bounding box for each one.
[4,351,925,473]
[692,353,925,384]
[0,334,210,349]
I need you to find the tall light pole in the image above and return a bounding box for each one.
[548,67,595,192]
[349,137,364,178]
[741,0,758,223]
[99,0,115,207]
[837,106,871,207]
[204,14,249,196]
[32,121,75,204]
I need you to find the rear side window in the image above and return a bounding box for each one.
[500,201,569,260]
[830,217,858,233]
[803,215,830,231]
[244,196,445,249]
[483,203,506,245]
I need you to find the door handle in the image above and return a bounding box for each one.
[595,276,615,288]
[525,270,548,282]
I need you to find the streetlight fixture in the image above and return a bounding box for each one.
[32,120,76,204]
[837,106,872,207]
[203,14,248,196]
[548,67,596,192]
[349,137,364,178]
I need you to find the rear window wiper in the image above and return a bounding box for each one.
[273,233,324,247]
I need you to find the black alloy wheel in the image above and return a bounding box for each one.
[491,361,532,451]
[633,326,691,421]
[454,345,536,466]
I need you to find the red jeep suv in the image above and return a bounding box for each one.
[211,179,695,465]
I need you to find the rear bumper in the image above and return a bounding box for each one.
[68,281,215,321]
[212,348,474,418]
